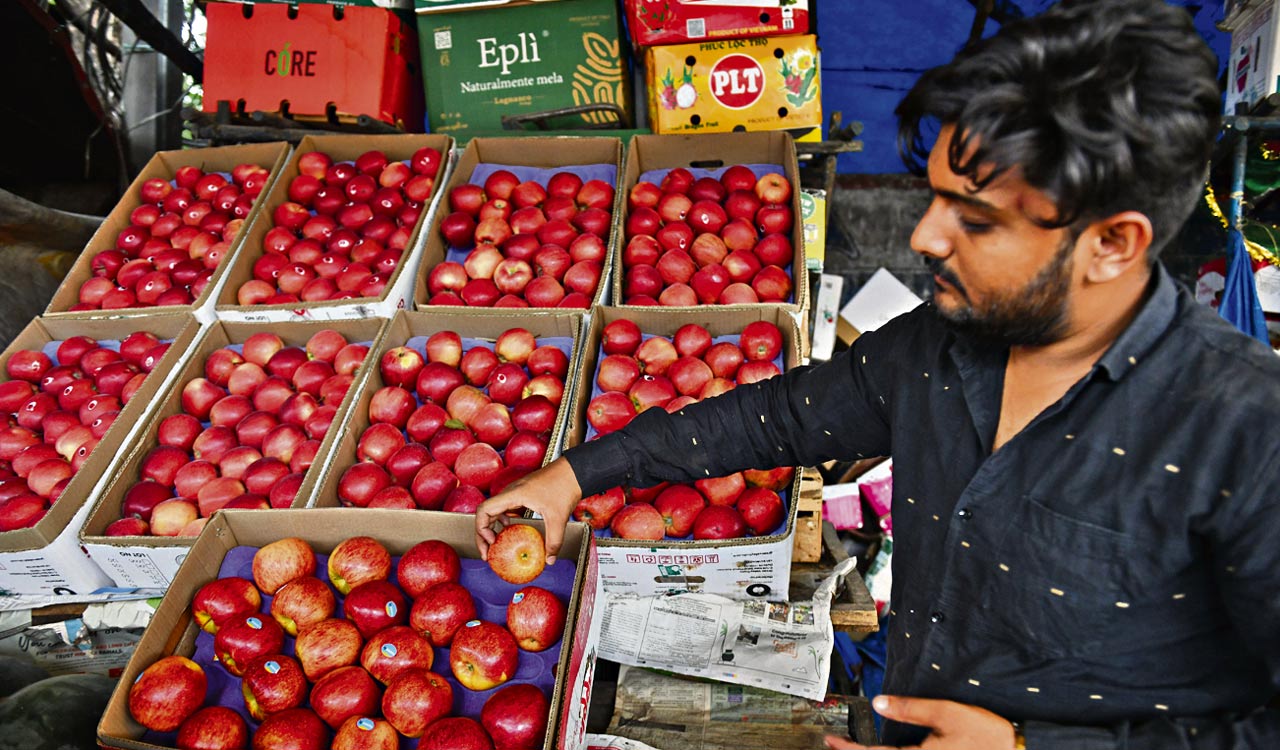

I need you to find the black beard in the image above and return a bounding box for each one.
[925,240,1074,347]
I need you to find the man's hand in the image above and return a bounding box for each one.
[823,695,1018,749]
[475,457,582,565]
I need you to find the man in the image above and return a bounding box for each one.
[477,1,1280,747]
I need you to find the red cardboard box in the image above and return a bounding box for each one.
[625,0,811,47]
[203,3,423,129]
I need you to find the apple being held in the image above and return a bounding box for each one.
[310,666,382,731]
[506,585,567,652]
[295,617,364,682]
[253,536,316,594]
[396,538,461,598]
[128,655,208,732]
[482,683,549,750]
[271,576,336,635]
[449,619,519,691]
[192,576,262,634]
[327,535,391,594]
[176,706,249,750]
[360,625,435,684]
[241,654,308,720]
[381,669,454,739]
[486,523,547,584]
[409,581,477,646]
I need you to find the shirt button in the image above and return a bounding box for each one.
[957,508,973,519]
[930,611,945,624]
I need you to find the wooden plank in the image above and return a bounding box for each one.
[792,467,824,562]
[789,521,878,635]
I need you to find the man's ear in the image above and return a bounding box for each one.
[1080,211,1153,283]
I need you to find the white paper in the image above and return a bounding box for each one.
[586,735,663,750]
[596,558,859,701]
[811,274,844,361]
[839,268,923,334]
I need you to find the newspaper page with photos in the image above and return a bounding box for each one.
[596,665,850,750]
[596,558,859,701]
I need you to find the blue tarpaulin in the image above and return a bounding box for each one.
[816,2,1231,174]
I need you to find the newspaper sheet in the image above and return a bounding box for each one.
[596,558,858,701]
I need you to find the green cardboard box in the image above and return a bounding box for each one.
[416,0,632,135]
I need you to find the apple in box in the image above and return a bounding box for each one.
[397,538,462,598]
[271,576,337,636]
[176,706,249,750]
[360,625,435,684]
[295,617,364,682]
[482,683,550,750]
[382,669,454,739]
[449,620,519,691]
[310,665,382,731]
[506,586,566,652]
[214,613,286,676]
[253,536,317,595]
[327,535,391,594]
[192,576,262,634]
[253,708,330,750]
[410,581,478,647]
[343,579,407,638]
[128,655,207,732]
[241,654,308,720]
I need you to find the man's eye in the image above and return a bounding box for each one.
[960,219,993,233]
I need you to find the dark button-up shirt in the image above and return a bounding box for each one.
[567,266,1280,748]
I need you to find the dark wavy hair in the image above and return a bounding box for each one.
[896,0,1221,258]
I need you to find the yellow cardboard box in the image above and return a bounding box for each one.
[645,34,820,136]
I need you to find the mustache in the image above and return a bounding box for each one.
[923,257,967,297]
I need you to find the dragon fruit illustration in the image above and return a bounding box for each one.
[779,49,817,109]
[637,0,672,33]
[659,69,678,110]
[675,66,697,109]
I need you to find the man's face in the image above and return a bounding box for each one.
[911,126,1080,347]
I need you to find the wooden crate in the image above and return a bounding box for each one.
[792,467,824,563]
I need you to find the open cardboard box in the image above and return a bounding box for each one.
[308,309,585,509]
[0,314,201,595]
[214,133,454,322]
[565,305,802,600]
[412,136,623,313]
[44,143,292,325]
[613,132,809,314]
[96,509,602,750]
[79,317,390,588]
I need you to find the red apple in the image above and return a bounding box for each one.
[737,360,781,384]
[241,654,308,720]
[596,354,640,393]
[192,576,262,634]
[128,655,207,732]
[295,618,363,682]
[610,502,666,540]
[176,706,249,750]
[310,666,381,731]
[343,580,407,638]
[481,685,548,750]
[271,576,336,636]
[740,321,783,361]
[755,172,793,204]
[382,669,453,739]
[253,536,316,595]
[487,523,547,584]
[586,391,635,434]
[328,535,391,594]
[253,708,329,750]
[214,613,286,676]
[338,462,393,507]
[635,336,678,376]
[450,620,519,690]
[506,585,566,652]
[421,717,493,750]
[573,486,626,529]
[409,581,477,647]
[361,625,434,684]
[410,460,458,510]
[693,504,748,539]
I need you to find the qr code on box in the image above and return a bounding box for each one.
[434,30,453,50]
[686,18,706,38]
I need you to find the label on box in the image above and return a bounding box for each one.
[596,531,793,601]
[646,35,820,135]
[801,189,826,272]
[0,622,144,678]
[0,500,112,596]
[560,543,602,750]
[624,0,810,47]
[1226,2,1280,114]
[417,0,631,134]
[83,544,189,589]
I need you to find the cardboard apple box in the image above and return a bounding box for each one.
[613,132,809,313]
[623,0,811,47]
[96,509,603,750]
[44,142,292,326]
[564,305,802,600]
[0,314,201,595]
[412,136,623,312]
[79,317,390,588]
[308,309,585,509]
[215,133,455,323]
